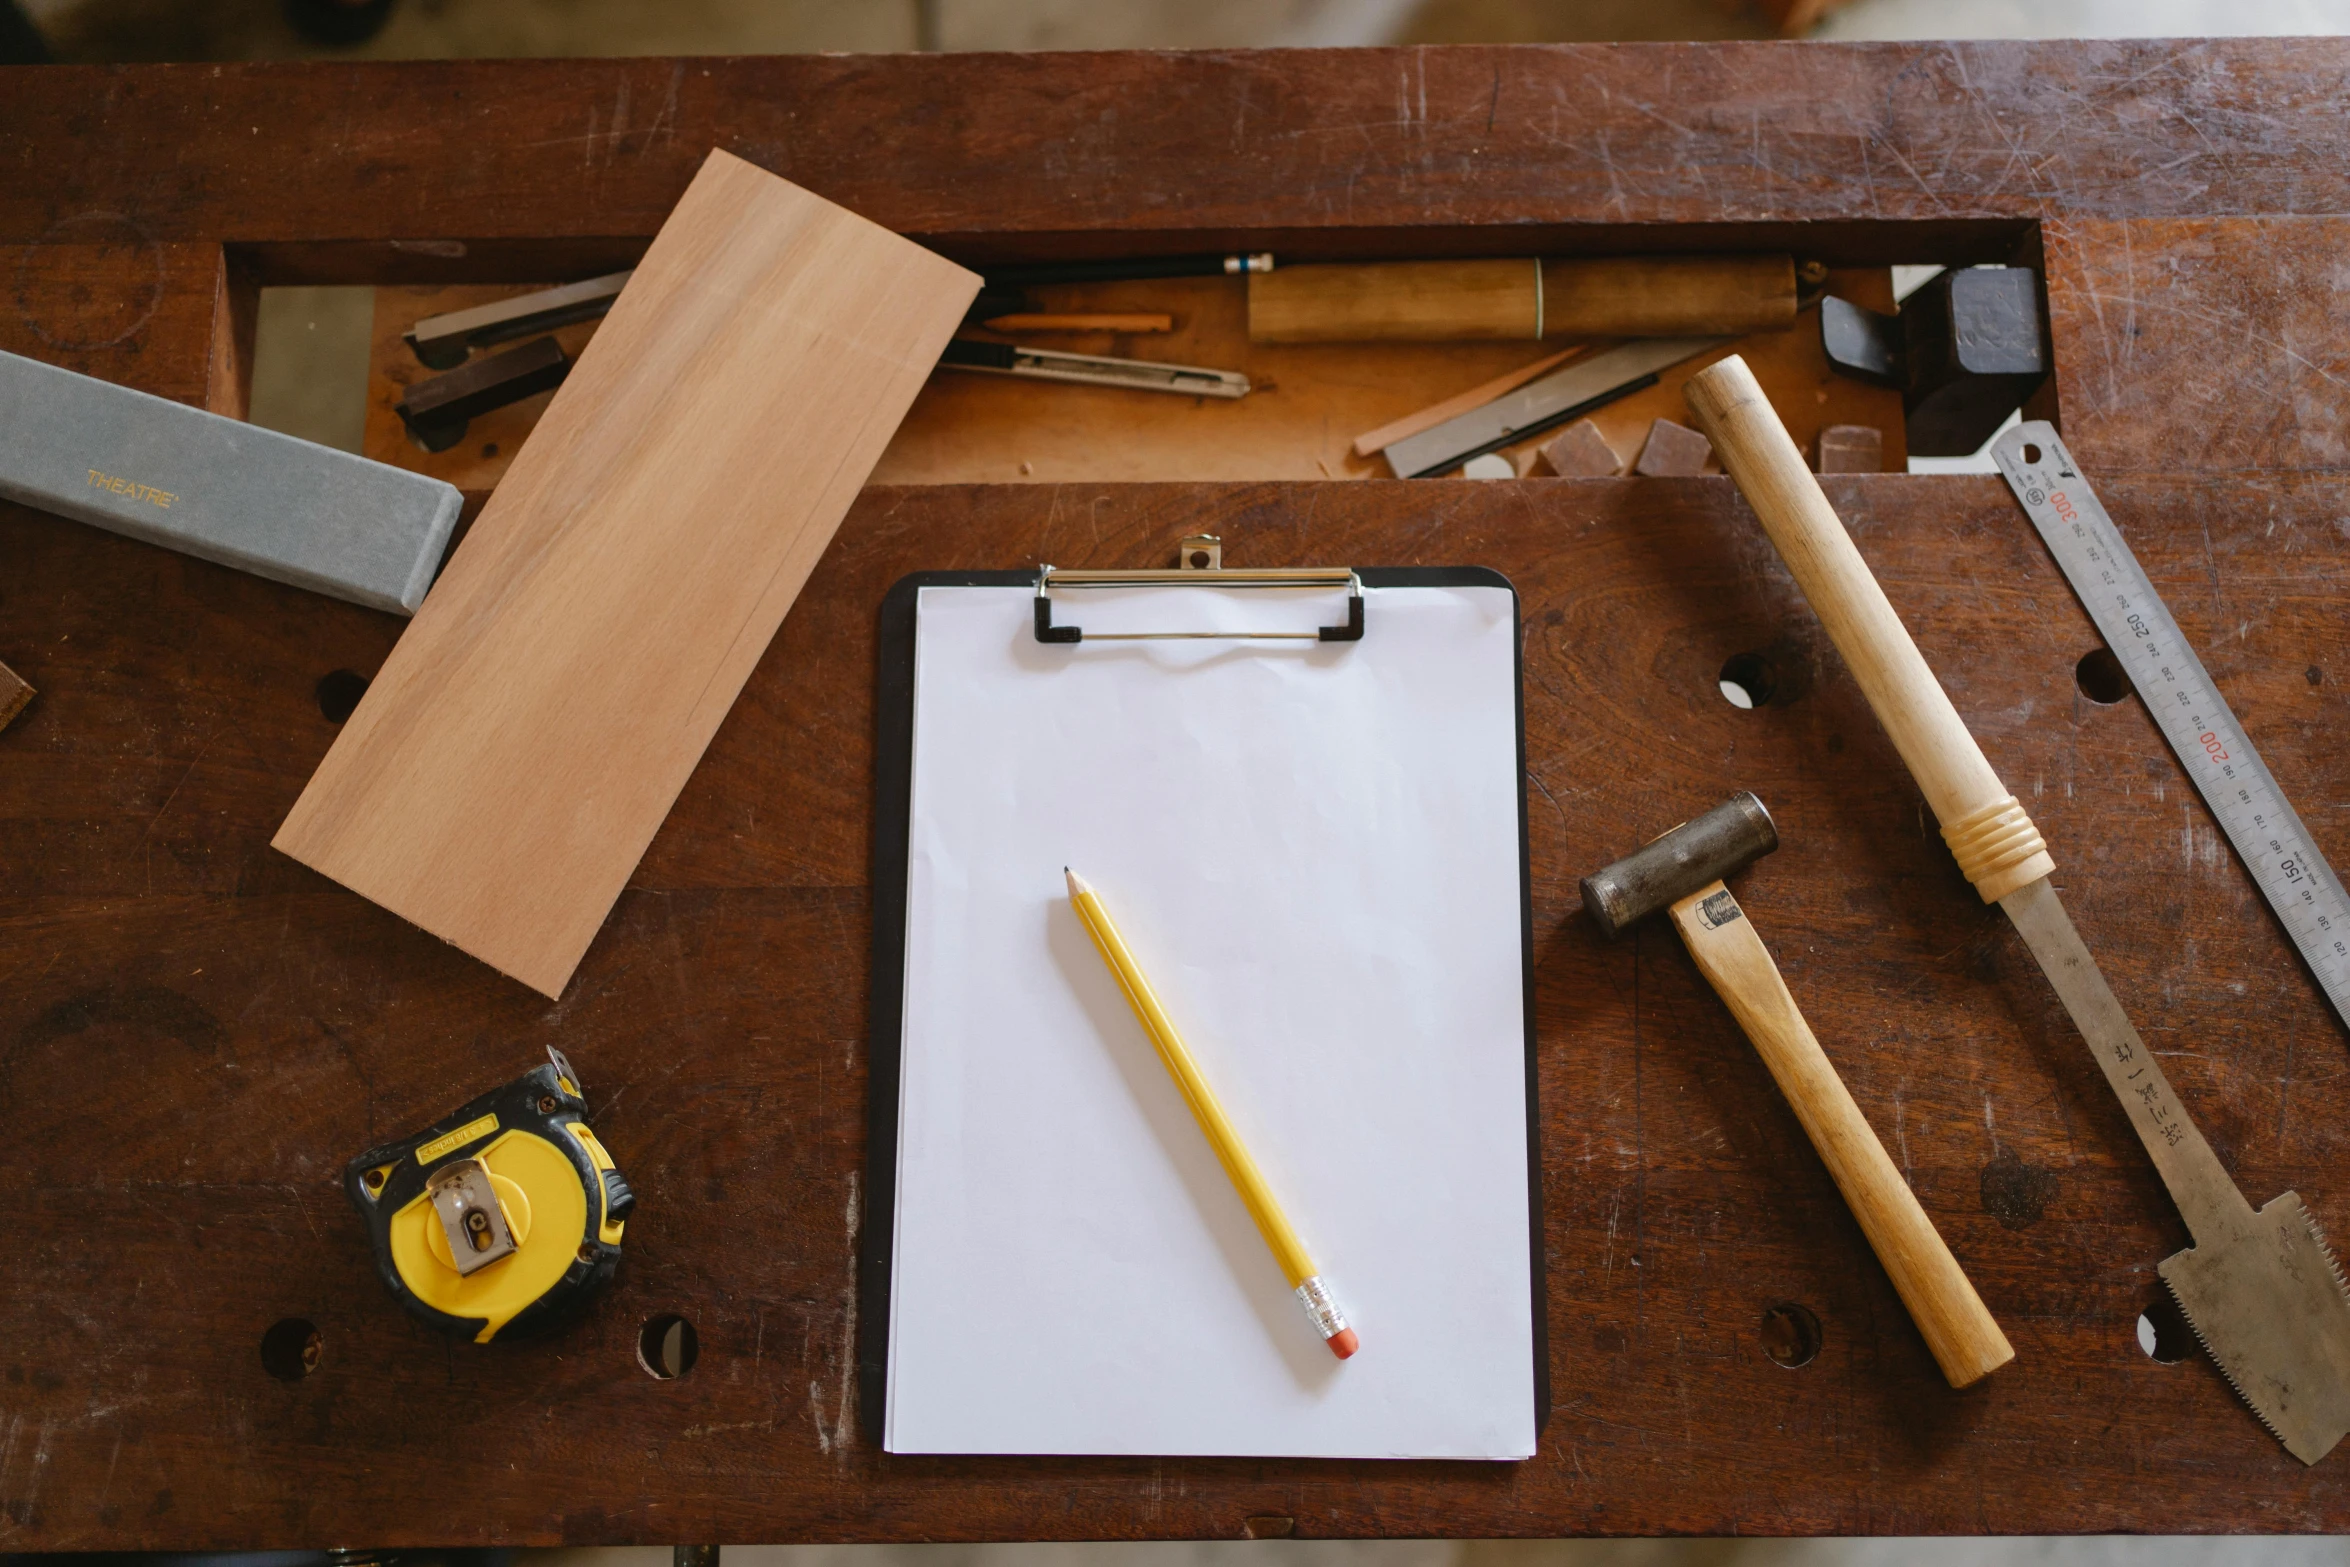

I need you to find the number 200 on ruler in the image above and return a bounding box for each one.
[1992,421,2350,1036]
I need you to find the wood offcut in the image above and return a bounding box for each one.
[0,658,30,731]
[272,149,980,997]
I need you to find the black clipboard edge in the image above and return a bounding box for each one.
[857,567,1548,1450]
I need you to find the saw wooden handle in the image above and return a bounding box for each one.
[1683,355,2054,902]
[1669,883,2015,1389]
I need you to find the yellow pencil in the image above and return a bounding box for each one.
[1065,867,1358,1359]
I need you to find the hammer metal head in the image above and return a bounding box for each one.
[1581,793,1779,938]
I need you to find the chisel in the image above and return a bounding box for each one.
[1686,354,2350,1464]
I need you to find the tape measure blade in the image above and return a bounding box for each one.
[1993,423,2350,1036]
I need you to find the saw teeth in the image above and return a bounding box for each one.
[2162,1276,2291,1446]
[2286,1195,2350,1298]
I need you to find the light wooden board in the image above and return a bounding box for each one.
[363,270,1905,485]
[277,149,979,997]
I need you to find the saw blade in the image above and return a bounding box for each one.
[2001,874,2350,1463]
[2161,1192,2350,1465]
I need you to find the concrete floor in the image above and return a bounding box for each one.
[31,0,2350,1556]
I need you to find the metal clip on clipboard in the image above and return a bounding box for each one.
[1032,535,1366,644]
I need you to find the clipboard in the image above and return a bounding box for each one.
[860,548,1547,1458]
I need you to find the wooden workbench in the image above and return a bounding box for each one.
[4,42,2350,1544]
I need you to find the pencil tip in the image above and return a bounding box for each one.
[1064,866,1084,896]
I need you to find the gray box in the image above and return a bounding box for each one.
[0,348,461,615]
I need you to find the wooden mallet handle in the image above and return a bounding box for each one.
[1669,882,2015,1388]
[1683,356,2053,903]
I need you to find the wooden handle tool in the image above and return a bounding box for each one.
[1582,793,2014,1388]
[1682,355,2055,903]
[1670,881,2015,1387]
[1248,254,1799,344]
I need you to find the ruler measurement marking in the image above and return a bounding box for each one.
[1993,423,2350,1029]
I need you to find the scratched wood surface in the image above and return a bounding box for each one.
[5,473,2350,1542]
[7,38,2350,1545]
[11,43,2350,472]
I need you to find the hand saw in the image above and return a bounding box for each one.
[1684,356,2350,1464]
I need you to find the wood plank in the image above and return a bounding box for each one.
[8,469,2350,1540]
[271,149,978,998]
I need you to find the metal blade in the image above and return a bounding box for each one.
[2163,1194,2350,1465]
[2001,875,2350,1462]
[1381,336,1725,477]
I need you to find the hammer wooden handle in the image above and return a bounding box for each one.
[1669,883,2015,1389]
[1683,356,2054,903]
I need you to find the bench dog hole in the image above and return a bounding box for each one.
[260,1316,322,1381]
[638,1313,699,1379]
[2138,1294,2196,1364]
[315,669,370,723]
[2075,647,2131,705]
[1760,1302,1822,1369]
[1718,651,1778,710]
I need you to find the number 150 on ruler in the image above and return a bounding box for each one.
[1993,422,2350,1033]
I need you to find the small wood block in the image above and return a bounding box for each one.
[1633,417,1713,476]
[272,150,980,998]
[1815,422,1885,473]
[0,659,31,732]
[1532,418,1623,477]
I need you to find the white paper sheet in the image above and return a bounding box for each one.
[886,581,1535,1458]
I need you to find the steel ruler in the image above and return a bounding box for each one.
[1991,421,2350,1033]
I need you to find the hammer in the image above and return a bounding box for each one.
[1582,793,2014,1389]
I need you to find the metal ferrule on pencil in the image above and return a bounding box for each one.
[1294,1275,1350,1342]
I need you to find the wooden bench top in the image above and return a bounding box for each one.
[4,41,2349,1544]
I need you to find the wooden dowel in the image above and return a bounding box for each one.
[981,313,1174,334]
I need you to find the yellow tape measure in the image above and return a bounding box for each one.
[344,1047,631,1343]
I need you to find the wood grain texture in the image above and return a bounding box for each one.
[0,656,29,731]
[1669,882,2015,1390]
[1687,356,2054,901]
[7,468,2350,1542]
[17,42,2350,475]
[272,150,978,997]
[0,237,241,407]
[1250,258,1541,343]
[8,35,2350,1545]
[1247,256,1796,345]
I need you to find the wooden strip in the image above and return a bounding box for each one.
[980,312,1171,333]
[271,149,979,998]
[0,658,31,732]
[1348,344,1585,458]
